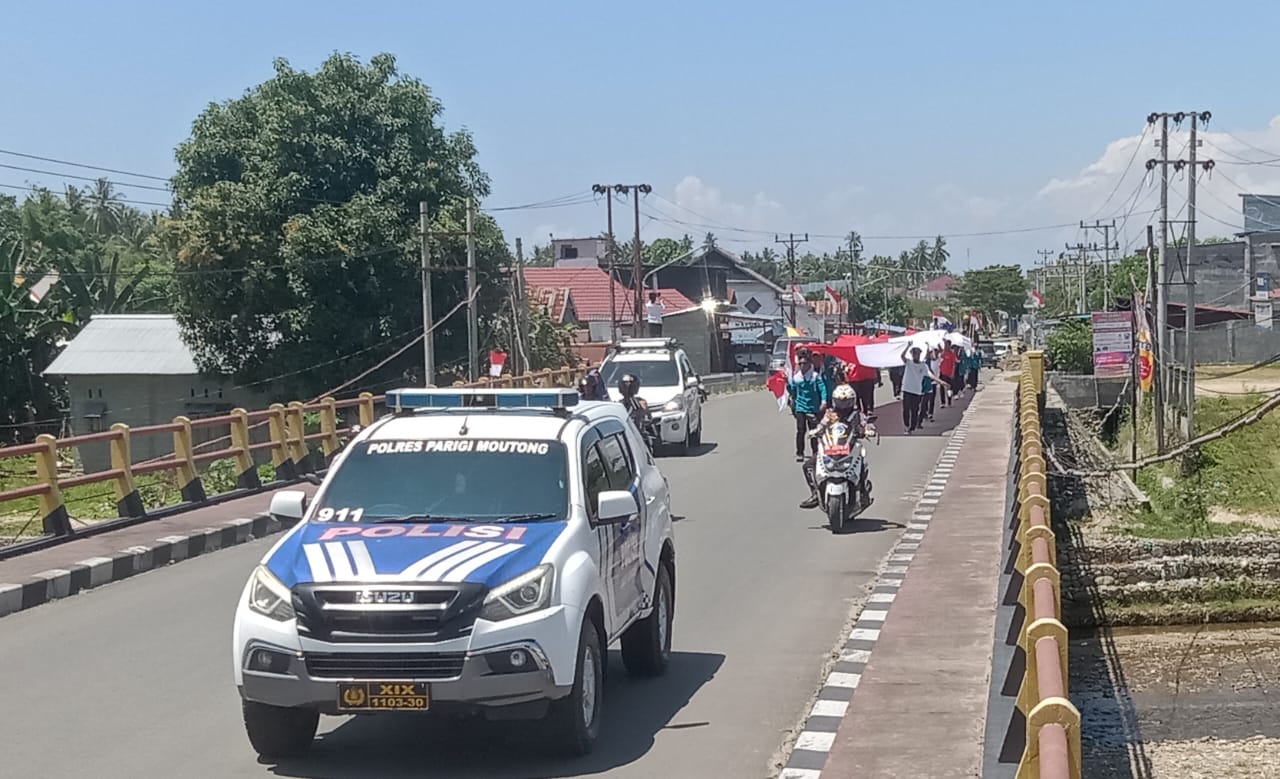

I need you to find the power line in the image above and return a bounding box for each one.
[0,148,171,182]
[0,164,174,192]
[0,182,173,209]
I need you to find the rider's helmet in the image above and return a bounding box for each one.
[831,383,857,415]
[618,374,640,398]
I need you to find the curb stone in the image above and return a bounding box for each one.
[0,513,283,620]
[778,391,984,779]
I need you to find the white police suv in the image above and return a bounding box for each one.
[232,387,675,759]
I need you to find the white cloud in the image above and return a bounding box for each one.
[661,175,787,241]
[1036,115,1280,241]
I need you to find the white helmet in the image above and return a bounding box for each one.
[832,383,857,413]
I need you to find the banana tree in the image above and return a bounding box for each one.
[0,238,70,437]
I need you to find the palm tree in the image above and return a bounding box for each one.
[84,178,124,237]
[930,235,949,274]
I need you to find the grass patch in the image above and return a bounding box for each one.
[1,452,281,540]
[1106,390,1280,537]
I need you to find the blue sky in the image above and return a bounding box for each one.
[5,0,1280,270]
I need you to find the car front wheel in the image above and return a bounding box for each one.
[547,618,604,756]
[242,700,318,760]
[621,563,674,676]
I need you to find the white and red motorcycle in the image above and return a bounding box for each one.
[813,416,878,532]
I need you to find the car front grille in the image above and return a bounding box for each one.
[305,651,467,680]
[293,583,486,643]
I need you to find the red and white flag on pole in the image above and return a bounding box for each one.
[932,309,952,328]
[488,350,507,378]
[824,284,842,304]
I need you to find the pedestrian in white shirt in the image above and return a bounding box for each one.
[645,292,664,336]
[899,342,940,434]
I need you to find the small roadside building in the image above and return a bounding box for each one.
[43,314,268,472]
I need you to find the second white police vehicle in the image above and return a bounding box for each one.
[599,338,705,454]
[232,387,675,759]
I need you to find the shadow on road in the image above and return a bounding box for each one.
[807,515,905,535]
[265,650,725,779]
[658,441,718,458]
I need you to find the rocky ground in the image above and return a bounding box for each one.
[1073,624,1280,779]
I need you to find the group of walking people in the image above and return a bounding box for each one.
[784,346,878,461]
[890,341,981,434]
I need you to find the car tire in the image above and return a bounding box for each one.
[242,700,318,760]
[826,492,845,533]
[689,414,702,447]
[621,563,674,677]
[548,618,604,756]
[676,421,691,456]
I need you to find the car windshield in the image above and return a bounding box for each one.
[772,340,793,357]
[601,357,679,388]
[314,440,569,522]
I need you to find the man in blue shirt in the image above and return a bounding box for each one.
[787,348,830,461]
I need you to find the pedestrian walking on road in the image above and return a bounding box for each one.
[963,347,982,391]
[888,365,904,398]
[938,345,958,407]
[787,349,829,460]
[920,349,938,422]
[899,343,938,434]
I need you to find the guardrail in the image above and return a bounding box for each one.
[996,351,1082,779]
[0,367,580,557]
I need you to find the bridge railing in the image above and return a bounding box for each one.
[996,351,1082,779]
[0,367,580,557]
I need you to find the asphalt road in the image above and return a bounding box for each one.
[0,388,960,779]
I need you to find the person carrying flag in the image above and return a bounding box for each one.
[787,348,830,461]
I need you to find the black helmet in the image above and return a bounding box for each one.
[618,374,640,397]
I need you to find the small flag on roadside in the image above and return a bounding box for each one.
[488,350,507,378]
[766,370,788,412]
[932,309,952,329]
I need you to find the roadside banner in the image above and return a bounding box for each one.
[1091,312,1133,379]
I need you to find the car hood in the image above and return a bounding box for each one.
[265,520,567,588]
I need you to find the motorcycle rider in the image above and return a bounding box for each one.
[799,383,867,509]
[616,373,654,446]
[578,365,610,401]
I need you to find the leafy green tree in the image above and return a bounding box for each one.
[1046,318,1093,374]
[0,233,70,439]
[169,53,507,397]
[954,264,1027,324]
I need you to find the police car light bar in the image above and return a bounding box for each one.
[387,387,580,412]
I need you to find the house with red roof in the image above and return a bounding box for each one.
[522,266,695,343]
[916,274,957,302]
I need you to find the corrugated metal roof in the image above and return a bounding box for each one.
[44,315,202,376]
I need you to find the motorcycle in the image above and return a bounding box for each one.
[813,415,878,532]
[621,396,660,453]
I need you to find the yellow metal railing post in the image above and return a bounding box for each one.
[108,423,144,517]
[285,401,309,472]
[33,434,71,536]
[173,416,206,503]
[267,403,293,480]
[320,397,339,460]
[228,408,260,489]
[357,392,376,427]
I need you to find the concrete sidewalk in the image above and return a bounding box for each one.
[822,378,1015,778]
[0,485,314,618]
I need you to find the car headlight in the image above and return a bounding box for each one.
[480,564,555,622]
[663,397,684,412]
[247,565,296,622]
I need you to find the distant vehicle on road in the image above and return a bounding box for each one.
[232,388,676,759]
[599,338,705,455]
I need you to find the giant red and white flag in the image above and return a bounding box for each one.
[825,285,842,304]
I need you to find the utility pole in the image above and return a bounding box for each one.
[514,237,527,376]
[1146,223,1163,451]
[846,232,860,328]
[1082,219,1119,309]
[775,232,810,326]
[419,201,435,386]
[632,186,647,337]
[1035,249,1055,295]
[1065,241,1095,314]
[465,198,479,382]
[591,184,620,342]
[1146,110,1214,444]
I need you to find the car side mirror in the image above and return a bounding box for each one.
[686,375,700,387]
[269,489,309,525]
[596,490,638,524]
